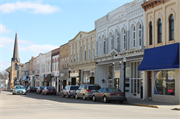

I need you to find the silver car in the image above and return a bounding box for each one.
[12,85,26,95]
[62,85,79,98]
[92,87,127,103]
[75,84,101,100]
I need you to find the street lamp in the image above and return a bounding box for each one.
[68,68,71,85]
[123,57,126,95]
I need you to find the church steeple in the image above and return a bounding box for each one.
[12,33,20,62]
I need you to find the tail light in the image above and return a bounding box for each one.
[69,91,71,93]
[87,89,92,92]
[110,93,116,95]
[120,93,125,96]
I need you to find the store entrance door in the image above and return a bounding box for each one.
[148,71,152,99]
[71,78,76,85]
[90,77,94,84]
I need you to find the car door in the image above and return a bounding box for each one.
[77,85,83,97]
[96,88,103,100]
[100,88,108,100]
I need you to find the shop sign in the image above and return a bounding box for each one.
[70,73,78,77]
[168,74,173,81]
[60,73,65,77]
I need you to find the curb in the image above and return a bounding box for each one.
[171,108,180,111]
[126,103,160,108]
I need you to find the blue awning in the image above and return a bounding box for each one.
[22,76,27,80]
[138,43,179,71]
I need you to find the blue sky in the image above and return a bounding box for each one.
[0,0,133,71]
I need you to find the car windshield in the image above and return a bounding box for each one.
[89,86,101,90]
[108,88,120,92]
[47,87,54,89]
[70,87,79,90]
[16,86,25,89]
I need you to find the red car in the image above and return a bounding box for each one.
[42,86,56,95]
[27,86,36,93]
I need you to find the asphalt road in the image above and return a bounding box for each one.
[0,90,179,119]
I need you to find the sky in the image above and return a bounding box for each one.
[0,0,133,71]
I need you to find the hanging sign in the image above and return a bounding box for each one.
[168,74,173,81]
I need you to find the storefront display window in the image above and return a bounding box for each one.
[155,70,175,95]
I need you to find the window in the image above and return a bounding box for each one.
[169,14,174,41]
[88,44,90,60]
[133,26,135,47]
[74,55,76,63]
[103,36,105,54]
[155,70,175,95]
[123,30,126,50]
[84,46,86,61]
[110,33,113,50]
[77,54,79,62]
[92,43,95,59]
[99,38,102,55]
[158,19,162,43]
[149,22,153,45]
[67,57,68,67]
[139,24,141,46]
[116,30,120,50]
[71,56,72,63]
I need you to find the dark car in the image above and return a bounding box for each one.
[92,87,127,103]
[27,86,36,93]
[75,84,101,100]
[42,86,56,95]
[62,85,79,98]
[36,86,45,94]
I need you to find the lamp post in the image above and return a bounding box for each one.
[123,57,126,94]
[68,68,71,85]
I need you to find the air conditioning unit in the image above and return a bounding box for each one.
[90,71,95,76]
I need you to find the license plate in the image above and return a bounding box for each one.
[51,90,53,92]
[20,91,22,93]
[117,94,120,96]
[33,89,34,90]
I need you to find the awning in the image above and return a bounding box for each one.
[44,74,51,82]
[138,43,179,71]
[22,76,29,81]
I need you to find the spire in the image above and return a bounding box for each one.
[12,33,20,62]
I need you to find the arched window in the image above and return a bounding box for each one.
[139,24,141,46]
[133,26,135,47]
[103,36,105,54]
[169,14,174,41]
[149,22,153,45]
[99,37,102,55]
[123,29,126,50]
[158,19,162,43]
[110,33,114,50]
[116,30,120,50]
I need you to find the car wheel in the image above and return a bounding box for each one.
[75,94,79,99]
[12,93,14,95]
[103,96,108,103]
[62,94,65,97]
[83,94,86,100]
[93,95,96,102]
[54,93,56,96]
[119,101,123,104]
[24,93,26,95]
[67,94,70,98]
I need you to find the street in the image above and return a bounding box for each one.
[0,91,180,119]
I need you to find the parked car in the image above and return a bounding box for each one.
[42,86,56,95]
[27,86,36,93]
[12,85,26,95]
[92,87,127,103]
[62,85,79,98]
[75,84,101,100]
[36,86,45,94]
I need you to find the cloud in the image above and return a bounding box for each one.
[0,24,11,33]
[0,1,61,14]
[0,60,11,72]
[19,44,59,54]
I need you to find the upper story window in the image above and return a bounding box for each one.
[158,18,162,43]
[77,54,79,62]
[123,29,126,50]
[99,37,102,55]
[116,30,120,50]
[139,24,141,46]
[133,26,135,47]
[92,43,95,59]
[74,55,76,63]
[149,22,153,45]
[71,56,72,63]
[88,44,90,60]
[103,36,105,54]
[110,33,114,50]
[169,14,174,41]
[67,57,68,67]
[84,46,86,61]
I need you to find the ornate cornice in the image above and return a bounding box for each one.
[141,0,170,11]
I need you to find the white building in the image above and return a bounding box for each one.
[44,51,51,86]
[95,0,145,99]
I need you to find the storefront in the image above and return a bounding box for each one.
[51,71,59,91]
[82,70,95,84]
[22,76,29,87]
[69,70,80,86]
[59,69,68,92]
[138,43,179,103]
[44,74,51,86]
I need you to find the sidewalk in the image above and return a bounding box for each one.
[125,97,180,110]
